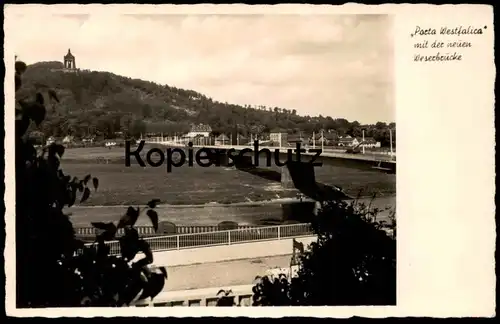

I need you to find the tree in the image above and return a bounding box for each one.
[252,274,291,306]
[22,62,396,140]
[251,197,396,306]
[130,119,147,138]
[15,60,167,307]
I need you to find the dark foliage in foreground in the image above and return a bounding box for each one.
[215,289,237,306]
[250,198,396,306]
[15,61,167,307]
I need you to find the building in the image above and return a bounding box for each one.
[338,135,359,147]
[48,49,80,73]
[234,134,248,145]
[105,141,117,148]
[215,134,230,146]
[64,49,76,70]
[62,135,74,144]
[287,134,307,146]
[82,136,95,144]
[269,129,288,146]
[190,134,211,146]
[309,132,337,146]
[186,124,212,138]
[356,137,381,148]
[58,49,80,73]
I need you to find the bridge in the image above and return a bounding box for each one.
[143,138,396,173]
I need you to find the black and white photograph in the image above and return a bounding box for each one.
[10,9,398,309]
[5,3,497,318]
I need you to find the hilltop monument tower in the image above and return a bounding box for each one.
[64,49,76,70]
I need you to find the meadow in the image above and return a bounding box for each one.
[61,146,396,206]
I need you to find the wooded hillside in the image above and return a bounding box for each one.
[16,61,395,145]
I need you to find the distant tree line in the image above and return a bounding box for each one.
[17,61,395,147]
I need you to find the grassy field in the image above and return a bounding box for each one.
[61,146,396,206]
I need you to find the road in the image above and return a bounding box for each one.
[152,141,396,162]
[164,255,293,291]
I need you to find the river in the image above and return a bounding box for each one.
[68,195,395,227]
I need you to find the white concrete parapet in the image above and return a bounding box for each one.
[134,284,255,307]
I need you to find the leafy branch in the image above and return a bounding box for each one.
[15,60,167,308]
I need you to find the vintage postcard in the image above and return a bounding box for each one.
[3,3,495,318]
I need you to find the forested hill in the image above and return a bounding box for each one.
[16,61,395,142]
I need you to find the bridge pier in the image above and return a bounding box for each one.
[280,161,318,223]
[280,166,295,189]
[281,201,317,223]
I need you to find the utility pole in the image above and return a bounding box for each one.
[321,129,324,151]
[389,128,393,156]
[312,131,315,149]
[362,129,365,154]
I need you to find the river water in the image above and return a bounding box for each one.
[69,196,395,227]
[63,145,396,227]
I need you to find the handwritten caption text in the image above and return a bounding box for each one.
[411,25,487,62]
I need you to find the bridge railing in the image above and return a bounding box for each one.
[75,224,263,240]
[144,139,396,162]
[81,223,314,255]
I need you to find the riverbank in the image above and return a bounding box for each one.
[68,195,396,227]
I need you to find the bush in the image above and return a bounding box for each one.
[250,197,396,306]
[215,289,237,306]
[15,61,167,307]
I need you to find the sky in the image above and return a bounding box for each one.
[9,12,394,124]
